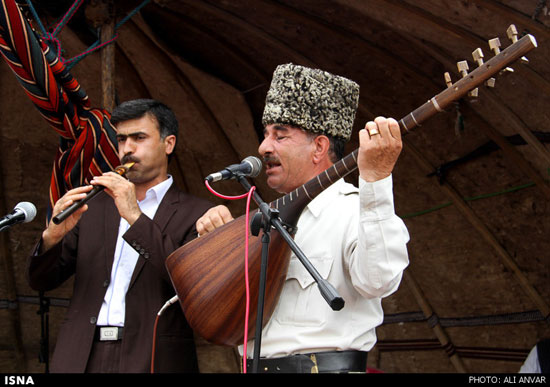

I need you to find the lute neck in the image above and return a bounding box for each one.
[269,33,537,229]
[270,149,359,228]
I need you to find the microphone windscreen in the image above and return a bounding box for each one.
[243,156,262,178]
[15,202,37,223]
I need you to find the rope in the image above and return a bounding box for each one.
[22,0,151,69]
[50,0,84,37]
[23,0,47,35]
[401,165,550,219]
[401,181,536,219]
[66,0,152,69]
[65,33,118,68]
[8,294,544,328]
[115,0,151,30]
[382,310,547,327]
[375,339,530,362]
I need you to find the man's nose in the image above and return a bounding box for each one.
[120,138,136,154]
[258,137,273,157]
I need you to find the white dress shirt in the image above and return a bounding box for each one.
[519,345,541,373]
[97,176,173,327]
[243,175,410,358]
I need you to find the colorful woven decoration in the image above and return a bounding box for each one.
[0,0,120,221]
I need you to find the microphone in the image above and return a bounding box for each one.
[205,156,262,183]
[0,202,37,232]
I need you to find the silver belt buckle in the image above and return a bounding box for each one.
[99,327,120,341]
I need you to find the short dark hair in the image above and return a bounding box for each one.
[110,99,178,143]
[327,135,346,162]
[305,131,346,163]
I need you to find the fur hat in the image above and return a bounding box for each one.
[261,63,360,141]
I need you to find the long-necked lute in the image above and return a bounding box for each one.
[165,31,537,346]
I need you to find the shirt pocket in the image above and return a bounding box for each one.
[275,256,334,327]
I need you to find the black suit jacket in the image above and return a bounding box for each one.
[28,183,212,373]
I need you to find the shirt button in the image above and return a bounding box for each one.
[90,316,97,324]
[103,280,109,287]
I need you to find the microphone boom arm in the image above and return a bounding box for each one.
[237,175,344,310]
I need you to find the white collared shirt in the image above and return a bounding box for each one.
[97,176,173,327]
[243,175,410,358]
[519,345,541,373]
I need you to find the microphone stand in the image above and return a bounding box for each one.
[235,174,344,373]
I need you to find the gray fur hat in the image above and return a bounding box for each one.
[261,63,360,141]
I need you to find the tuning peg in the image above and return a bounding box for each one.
[444,72,453,88]
[472,48,484,66]
[488,37,514,75]
[457,61,469,77]
[506,24,529,63]
[457,61,478,97]
[472,48,495,88]
[507,24,519,42]
[488,37,501,55]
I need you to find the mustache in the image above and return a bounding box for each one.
[121,155,140,165]
[262,155,280,165]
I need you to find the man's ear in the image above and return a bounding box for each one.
[312,135,331,164]
[164,134,176,156]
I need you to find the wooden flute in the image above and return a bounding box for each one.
[52,162,135,225]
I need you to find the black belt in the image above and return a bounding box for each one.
[94,326,123,341]
[245,350,368,373]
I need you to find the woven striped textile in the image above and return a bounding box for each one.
[0,0,120,221]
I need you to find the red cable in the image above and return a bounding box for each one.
[204,179,251,200]
[150,181,256,373]
[242,185,255,373]
[204,179,255,373]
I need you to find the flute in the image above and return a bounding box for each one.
[52,162,135,225]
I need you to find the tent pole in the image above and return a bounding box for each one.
[404,270,467,372]
[403,138,550,320]
[100,0,116,112]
